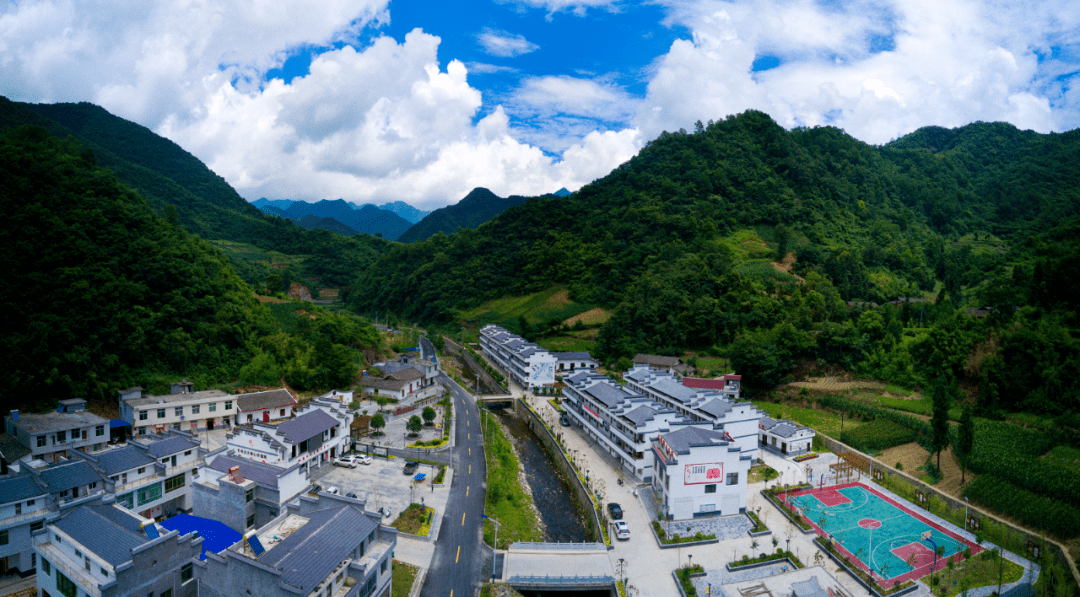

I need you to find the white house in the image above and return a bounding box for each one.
[652,426,752,521]
[552,352,599,375]
[235,389,296,425]
[225,400,351,473]
[759,416,815,455]
[120,382,236,436]
[5,399,110,463]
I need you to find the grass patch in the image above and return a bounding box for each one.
[692,355,732,375]
[390,503,434,536]
[749,464,780,484]
[564,307,610,326]
[757,402,860,437]
[538,334,597,353]
[719,229,775,261]
[391,560,419,597]
[459,286,593,329]
[735,260,798,284]
[930,549,1025,597]
[484,417,543,548]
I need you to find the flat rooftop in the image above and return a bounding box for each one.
[124,389,230,407]
[10,410,109,433]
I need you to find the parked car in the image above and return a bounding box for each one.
[607,503,623,520]
[559,414,571,427]
[325,486,340,495]
[309,484,322,495]
[346,492,358,499]
[357,454,372,465]
[382,506,394,519]
[334,456,358,468]
[403,461,418,475]
[613,520,630,540]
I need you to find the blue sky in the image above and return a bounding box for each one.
[1,0,1078,209]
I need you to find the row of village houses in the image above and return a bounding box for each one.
[0,388,396,597]
[478,323,816,521]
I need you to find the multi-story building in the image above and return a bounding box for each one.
[198,493,395,597]
[631,353,694,376]
[758,416,815,455]
[561,371,688,481]
[5,399,110,463]
[0,472,49,577]
[682,375,742,400]
[651,426,752,520]
[193,452,309,534]
[552,352,599,375]
[357,368,427,401]
[478,325,557,390]
[225,400,351,473]
[235,389,296,425]
[35,503,203,597]
[625,366,762,458]
[120,382,235,437]
[76,432,203,521]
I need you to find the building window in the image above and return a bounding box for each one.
[175,407,184,417]
[15,503,21,515]
[225,401,233,410]
[157,409,166,418]
[138,467,146,474]
[181,562,193,583]
[31,521,44,532]
[280,408,286,416]
[54,533,62,543]
[74,549,81,558]
[726,472,739,486]
[209,403,217,412]
[161,590,173,597]
[96,425,105,436]
[165,473,185,493]
[85,555,91,571]
[245,489,254,503]
[42,558,51,576]
[246,514,255,528]
[137,483,163,506]
[37,435,46,447]
[173,423,181,430]
[117,492,134,509]
[100,566,108,577]
[89,481,98,490]
[56,430,66,443]
[139,427,147,436]
[56,570,77,597]
[381,558,388,573]
[0,530,7,545]
[139,410,148,420]
[191,404,200,415]
[185,450,192,456]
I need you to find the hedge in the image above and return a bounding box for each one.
[817,394,931,437]
[961,419,1079,509]
[963,474,1080,538]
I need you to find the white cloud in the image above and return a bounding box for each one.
[476,28,540,57]
[502,0,620,18]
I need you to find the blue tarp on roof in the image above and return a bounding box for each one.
[161,513,242,560]
[110,418,130,428]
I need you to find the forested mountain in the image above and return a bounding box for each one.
[397,187,535,243]
[281,200,412,239]
[350,111,1080,415]
[0,125,382,407]
[0,97,391,292]
[377,201,430,224]
[296,214,359,236]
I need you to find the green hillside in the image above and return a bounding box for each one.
[0,125,382,407]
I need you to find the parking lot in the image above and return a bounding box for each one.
[313,455,451,537]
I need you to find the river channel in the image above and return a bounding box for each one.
[493,408,591,543]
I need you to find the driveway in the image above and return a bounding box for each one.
[313,457,445,527]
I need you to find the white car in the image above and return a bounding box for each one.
[325,486,340,495]
[334,456,358,468]
[613,521,630,540]
[357,454,372,465]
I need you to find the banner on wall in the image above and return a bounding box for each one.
[683,462,724,485]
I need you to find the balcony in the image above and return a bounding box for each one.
[36,540,104,597]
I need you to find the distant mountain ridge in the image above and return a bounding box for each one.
[251,198,420,239]
[397,187,554,243]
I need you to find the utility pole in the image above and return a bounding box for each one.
[482,514,501,583]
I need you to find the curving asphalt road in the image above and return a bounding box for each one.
[420,372,488,597]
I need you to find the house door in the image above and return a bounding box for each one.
[782,442,787,453]
[262,411,270,423]
[82,429,87,440]
[207,419,214,430]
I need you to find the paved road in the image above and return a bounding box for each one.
[420,372,488,597]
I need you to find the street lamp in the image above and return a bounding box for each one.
[688,554,693,570]
[482,514,501,583]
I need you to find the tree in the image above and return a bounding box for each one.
[407,415,423,436]
[370,413,385,435]
[422,406,437,426]
[957,403,975,485]
[930,376,953,470]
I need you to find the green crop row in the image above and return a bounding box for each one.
[963,474,1080,539]
[816,394,932,437]
[962,419,1079,509]
[840,419,917,452]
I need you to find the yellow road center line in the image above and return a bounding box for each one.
[467,486,470,497]
[469,447,471,455]
[456,546,461,563]
[462,512,466,526]
[469,465,471,474]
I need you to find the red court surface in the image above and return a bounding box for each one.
[781,482,982,585]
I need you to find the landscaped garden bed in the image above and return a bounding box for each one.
[391,503,435,536]
[727,549,804,571]
[746,510,770,536]
[674,564,706,597]
[793,452,819,463]
[651,521,717,547]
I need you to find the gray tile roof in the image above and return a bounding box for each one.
[0,432,31,461]
[358,376,409,391]
[584,383,630,408]
[695,398,732,418]
[624,367,653,382]
[564,371,595,385]
[552,352,594,360]
[759,416,779,430]
[236,389,295,412]
[261,506,378,594]
[208,454,284,486]
[0,473,47,504]
[771,422,798,438]
[10,410,109,434]
[632,353,681,368]
[146,436,198,458]
[123,389,229,408]
[649,379,698,403]
[40,461,104,493]
[95,446,155,475]
[621,405,657,427]
[54,505,148,566]
[388,368,423,382]
[518,347,537,358]
[660,426,729,454]
[504,339,524,351]
[276,410,339,444]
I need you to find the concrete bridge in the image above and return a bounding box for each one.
[502,542,616,595]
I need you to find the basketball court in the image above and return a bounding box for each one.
[781,482,982,585]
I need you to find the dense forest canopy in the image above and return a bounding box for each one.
[0,125,382,408]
